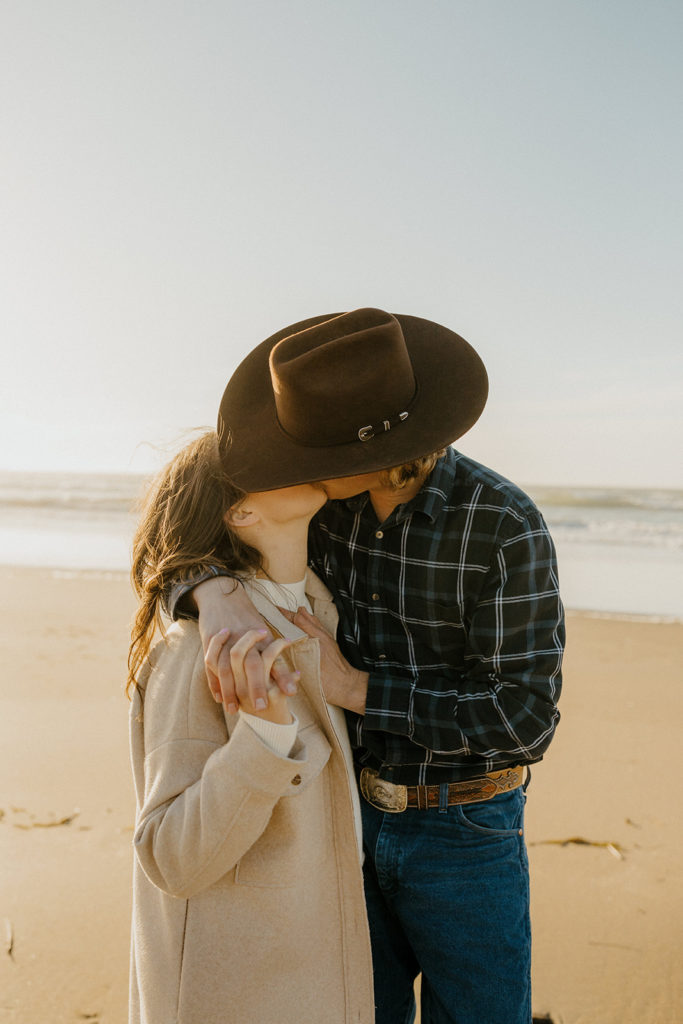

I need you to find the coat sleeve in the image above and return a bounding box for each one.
[131,642,331,900]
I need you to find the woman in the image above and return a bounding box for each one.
[127,432,373,1024]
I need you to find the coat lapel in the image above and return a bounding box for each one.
[240,579,333,737]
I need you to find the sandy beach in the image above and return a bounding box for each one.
[1,566,681,1024]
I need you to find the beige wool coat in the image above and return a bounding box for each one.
[129,573,374,1024]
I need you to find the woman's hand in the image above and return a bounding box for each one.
[195,577,299,712]
[205,629,294,725]
[284,607,369,715]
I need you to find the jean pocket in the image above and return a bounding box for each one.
[454,788,525,837]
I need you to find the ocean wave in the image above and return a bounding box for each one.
[0,471,149,513]
[1,473,682,551]
[547,515,683,551]
[528,486,683,513]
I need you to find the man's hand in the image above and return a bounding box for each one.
[194,577,299,712]
[285,606,368,715]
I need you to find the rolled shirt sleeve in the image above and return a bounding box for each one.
[164,567,232,620]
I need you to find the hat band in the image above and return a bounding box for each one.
[358,410,410,442]
[275,388,418,449]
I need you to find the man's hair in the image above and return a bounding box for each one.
[379,448,447,491]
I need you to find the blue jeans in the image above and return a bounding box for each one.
[361,786,531,1024]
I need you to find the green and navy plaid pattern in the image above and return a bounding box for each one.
[307,448,564,785]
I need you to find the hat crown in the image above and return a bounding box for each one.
[269,308,417,447]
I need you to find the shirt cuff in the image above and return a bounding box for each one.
[238,710,299,757]
[361,671,413,738]
[165,567,235,620]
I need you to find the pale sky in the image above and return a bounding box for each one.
[2,1,682,487]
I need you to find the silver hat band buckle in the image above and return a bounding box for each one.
[358,411,409,442]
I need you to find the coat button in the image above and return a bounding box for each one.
[291,774,302,786]
[371,593,380,601]
[375,530,384,539]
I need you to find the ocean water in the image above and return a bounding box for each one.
[0,471,144,574]
[526,486,683,620]
[1,471,682,619]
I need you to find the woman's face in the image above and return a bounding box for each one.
[238,482,327,526]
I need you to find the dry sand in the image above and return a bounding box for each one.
[0,566,681,1023]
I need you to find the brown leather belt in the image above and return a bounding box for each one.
[359,765,524,813]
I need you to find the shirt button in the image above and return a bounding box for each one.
[291,774,302,786]
[371,593,380,601]
[375,530,384,539]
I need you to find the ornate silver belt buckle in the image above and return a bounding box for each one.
[360,767,408,813]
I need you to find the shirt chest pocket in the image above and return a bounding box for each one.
[233,725,332,888]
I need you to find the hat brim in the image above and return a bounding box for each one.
[218,312,488,492]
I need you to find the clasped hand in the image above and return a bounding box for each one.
[203,607,368,716]
[205,628,294,724]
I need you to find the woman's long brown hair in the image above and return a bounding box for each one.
[127,431,264,695]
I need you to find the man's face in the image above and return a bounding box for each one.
[320,471,387,500]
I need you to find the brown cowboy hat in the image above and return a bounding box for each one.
[217,307,488,491]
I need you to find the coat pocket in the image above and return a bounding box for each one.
[233,725,332,888]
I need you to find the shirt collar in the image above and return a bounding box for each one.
[338,447,458,524]
[343,491,370,513]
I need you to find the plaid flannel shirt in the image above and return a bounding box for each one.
[168,448,564,786]
[307,448,564,784]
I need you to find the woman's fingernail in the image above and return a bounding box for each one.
[255,698,267,710]
[285,682,298,695]
[227,702,238,715]
[213,691,223,703]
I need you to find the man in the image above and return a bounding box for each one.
[169,307,564,1024]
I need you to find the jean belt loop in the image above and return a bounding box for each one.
[438,782,449,814]
[523,766,532,792]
